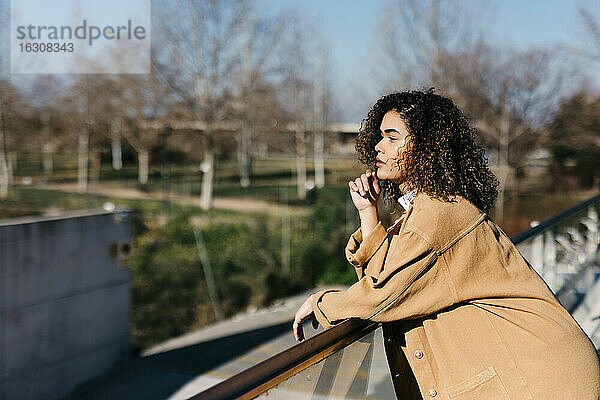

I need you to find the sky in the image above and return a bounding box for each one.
[256,0,597,79]
[3,0,600,121]
[257,0,600,121]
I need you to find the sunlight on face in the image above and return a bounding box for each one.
[374,110,411,184]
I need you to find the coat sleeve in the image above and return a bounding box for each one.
[312,229,456,329]
[344,220,389,280]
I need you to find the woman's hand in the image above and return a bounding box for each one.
[293,294,320,342]
[349,169,381,211]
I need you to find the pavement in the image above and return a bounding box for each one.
[41,183,310,216]
[62,289,329,400]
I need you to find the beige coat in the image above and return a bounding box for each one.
[312,192,600,399]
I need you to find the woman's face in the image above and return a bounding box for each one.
[374,110,411,183]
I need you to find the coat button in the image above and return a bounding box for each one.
[429,388,437,397]
[414,350,423,359]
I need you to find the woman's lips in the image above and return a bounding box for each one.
[376,159,385,167]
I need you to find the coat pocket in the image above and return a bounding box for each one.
[446,366,509,399]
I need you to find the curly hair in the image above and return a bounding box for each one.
[356,88,499,214]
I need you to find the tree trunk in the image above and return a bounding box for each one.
[138,150,149,185]
[193,228,224,321]
[200,147,214,210]
[295,127,306,201]
[513,166,521,217]
[42,145,53,178]
[0,152,7,198]
[494,112,511,224]
[237,122,252,188]
[90,151,101,189]
[313,48,327,189]
[495,164,513,224]
[237,27,253,189]
[294,82,307,200]
[111,118,123,170]
[0,118,8,199]
[7,152,15,186]
[77,123,89,193]
[593,169,600,191]
[314,129,325,188]
[41,111,53,177]
[280,185,290,275]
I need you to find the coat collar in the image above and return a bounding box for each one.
[387,190,418,234]
[386,191,481,236]
[397,189,418,211]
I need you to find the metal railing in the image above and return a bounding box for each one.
[191,319,379,400]
[190,193,600,400]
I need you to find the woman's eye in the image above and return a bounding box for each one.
[388,137,397,141]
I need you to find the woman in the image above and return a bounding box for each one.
[293,89,600,399]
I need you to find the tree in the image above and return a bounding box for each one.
[575,7,600,64]
[0,8,20,198]
[311,45,332,189]
[372,1,565,221]
[372,0,485,92]
[0,81,15,197]
[230,9,289,188]
[28,76,68,179]
[445,46,564,221]
[114,72,173,185]
[545,90,600,190]
[275,15,334,200]
[152,0,254,210]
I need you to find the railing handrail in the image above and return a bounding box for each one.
[511,193,600,245]
[190,318,378,400]
[189,192,600,400]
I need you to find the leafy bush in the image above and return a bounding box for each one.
[130,188,356,349]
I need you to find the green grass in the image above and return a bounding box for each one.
[6,152,597,235]
[1,186,267,223]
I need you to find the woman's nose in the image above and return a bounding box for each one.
[375,139,383,153]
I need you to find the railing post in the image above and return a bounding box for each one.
[584,208,599,261]
[544,230,557,291]
[530,221,543,275]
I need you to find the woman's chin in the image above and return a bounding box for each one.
[376,170,389,180]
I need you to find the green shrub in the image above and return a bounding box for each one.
[130,188,357,349]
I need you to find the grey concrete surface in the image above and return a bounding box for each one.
[62,286,396,400]
[61,289,331,400]
[0,210,132,400]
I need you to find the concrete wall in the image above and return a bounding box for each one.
[0,210,132,400]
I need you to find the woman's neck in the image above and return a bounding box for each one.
[397,181,414,195]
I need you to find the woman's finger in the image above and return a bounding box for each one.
[349,181,362,197]
[293,317,304,342]
[354,178,366,196]
[293,318,298,341]
[360,173,370,196]
[372,172,381,195]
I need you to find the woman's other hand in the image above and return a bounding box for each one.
[293,294,319,342]
[349,169,380,211]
